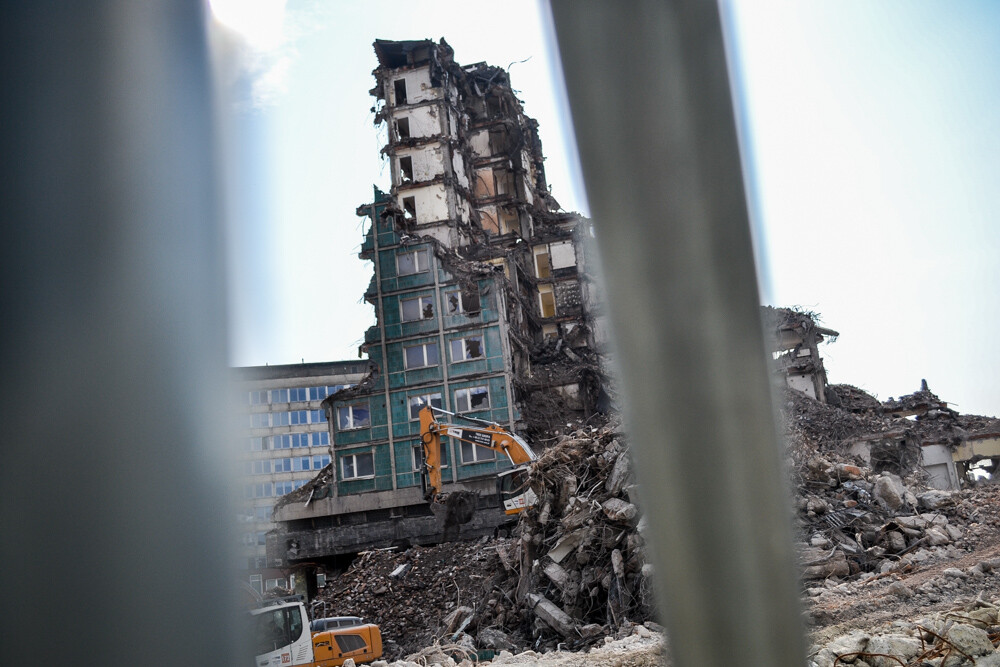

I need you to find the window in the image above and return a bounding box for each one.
[450,336,484,362]
[248,390,267,405]
[272,435,291,449]
[288,387,308,402]
[412,441,447,470]
[249,574,263,595]
[460,440,496,464]
[454,386,490,413]
[274,481,295,496]
[311,432,329,447]
[538,284,556,318]
[294,457,311,472]
[273,412,290,426]
[252,460,271,475]
[289,410,308,425]
[335,634,370,653]
[399,156,413,183]
[312,455,330,470]
[393,78,407,105]
[337,404,370,430]
[396,249,429,276]
[290,433,309,448]
[264,578,288,591]
[248,437,265,452]
[309,409,326,423]
[444,288,480,315]
[401,295,434,321]
[254,506,270,521]
[395,116,410,139]
[250,413,269,429]
[534,245,551,279]
[408,392,442,420]
[270,388,289,404]
[274,458,292,473]
[404,341,439,369]
[256,531,267,545]
[316,573,326,588]
[341,452,375,480]
[402,196,416,221]
[308,386,327,400]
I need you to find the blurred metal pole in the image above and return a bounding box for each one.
[548,2,805,666]
[0,3,242,665]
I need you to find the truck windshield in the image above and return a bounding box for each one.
[250,606,303,656]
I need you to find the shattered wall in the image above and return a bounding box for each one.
[762,306,839,403]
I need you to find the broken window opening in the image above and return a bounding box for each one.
[488,128,509,156]
[486,95,502,117]
[408,392,443,420]
[393,78,407,106]
[450,335,484,362]
[542,324,559,340]
[402,196,416,221]
[341,451,375,480]
[337,404,371,430]
[455,385,490,413]
[400,294,434,322]
[474,170,495,199]
[403,341,439,369]
[445,288,481,315]
[538,284,556,318]
[395,116,410,139]
[499,207,520,236]
[533,245,551,279]
[399,156,413,183]
[396,248,429,276]
[479,209,500,235]
[495,170,515,196]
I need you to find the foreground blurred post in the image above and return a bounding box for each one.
[1,3,242,665]
[548,2,806,665]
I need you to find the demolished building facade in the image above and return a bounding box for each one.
[268,39,604,567]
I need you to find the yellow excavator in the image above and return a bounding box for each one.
[418,406,537,529]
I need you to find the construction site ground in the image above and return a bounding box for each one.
[306,383,1000,666]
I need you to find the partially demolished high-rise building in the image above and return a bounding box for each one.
[269,39,604,565]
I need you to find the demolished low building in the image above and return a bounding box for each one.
[267,39,606,571]
[762,306,839,403]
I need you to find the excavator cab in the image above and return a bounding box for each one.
[497,467,536,515]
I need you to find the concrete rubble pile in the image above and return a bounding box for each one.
[810,592,1000,667]
[782,386,1000,590]
[310,417,655,660]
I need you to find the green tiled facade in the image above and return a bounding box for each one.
[326,188,517,498]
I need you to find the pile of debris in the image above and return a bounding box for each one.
[311,418,653,660]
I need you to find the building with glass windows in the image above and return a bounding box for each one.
[232,360,369,593]
[268,39,605,567]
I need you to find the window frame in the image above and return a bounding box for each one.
[400,294,435,322]
[403,341,439,369]
[396,249,429,276]
[340,451,375,480]
[450,335,484,363]
[408,392,443,420]
[444,288,480,315]
[336,403,371,431]
[412,441,448,470]
[454,385,490,413]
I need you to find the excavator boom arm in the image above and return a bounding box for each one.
[418,406,536,499]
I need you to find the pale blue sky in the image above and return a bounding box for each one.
[216,1,1000,417]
